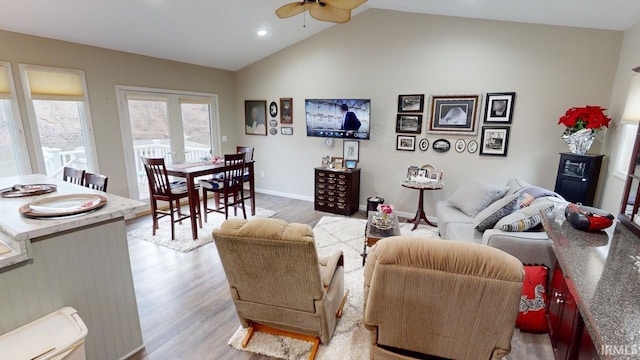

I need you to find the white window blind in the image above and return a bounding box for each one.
[0,64,11,99]
[24,66,85,101]
[622,70,640,125]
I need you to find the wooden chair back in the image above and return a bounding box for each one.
[84,172,109,192]
[141,157,172,197]
[63,167,85,185]
[223,154,245,191]
[236,146,254,162]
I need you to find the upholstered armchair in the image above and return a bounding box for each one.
[363,236,524,360]
[212,218,347,359]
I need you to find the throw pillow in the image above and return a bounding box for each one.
[518,193,535,208]
[517,186,565,200]
[495,199,555,232]
[448,179,509,218]
[517,265,549,333]
[505,179,531,196]
[473,194,520,232]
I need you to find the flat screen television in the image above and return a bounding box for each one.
[305,99,370,139]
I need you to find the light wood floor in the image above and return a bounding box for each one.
[126,193,552,360]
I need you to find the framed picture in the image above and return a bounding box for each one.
[454,139,466,153]
[427,95,481,135]
[280,97,293,124]
[345,160,358,169]
[484,92,515,124]
[396,115,422,134]
[322,156,331,168]
[432,139,451,153]
[281,127,293,135]
[418,138,429,151]
[331,157,344,170]
[417,169,427,177]
[427,170,443,181]
[343,140,359,161]
[269,101,278,118]
[407,166,419,179]
[396,135,416,151]
[245,100,267,136]
[398,94,425,113]
[467,140,478,154]
[480,127,510,157]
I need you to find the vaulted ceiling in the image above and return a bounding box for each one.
[0,0,639,71]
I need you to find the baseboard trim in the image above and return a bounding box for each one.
[255,188,314,202]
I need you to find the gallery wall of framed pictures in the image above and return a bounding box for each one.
[394,91,515,157]
[246,98,294,137]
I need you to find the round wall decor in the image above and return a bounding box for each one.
[455,139,466,153]
[269,128,277,135]
[269,101,278,117]
[432,139,451,153]
[467,140,479,154]
[269,119,278,127]
[418,138,429,151]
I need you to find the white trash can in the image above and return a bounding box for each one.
[0,307,88,360]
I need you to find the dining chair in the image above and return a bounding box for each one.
[213,146,255,209]
[84,172,108,192]
[63,167,85,186]
[142,157,201,240]
[200,153,246,221]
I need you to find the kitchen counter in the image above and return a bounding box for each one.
[0,174,145,269]
[542,211,640,359]
[0,174,146,360]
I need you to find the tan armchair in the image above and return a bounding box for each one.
[364,236,524,360]
[212,218,348,359]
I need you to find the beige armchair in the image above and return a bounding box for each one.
[212,218,347,359]
[364,236,524,360]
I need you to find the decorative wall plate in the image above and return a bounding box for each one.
[269,119,278,127]
[455,139,466,153]
[269,128,278,135]
[0,184,57,198]
[467,140,479,154]
[432,139,451,153]
[269,101,278,117]
[20,194,107,218]
[418,138,429,151]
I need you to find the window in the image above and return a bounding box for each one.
[116,86,220,200]
[616,70,640,179]
[19,64,98,178]
[0,62,30,177]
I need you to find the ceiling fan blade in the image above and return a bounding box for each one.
[309,3,351,23]
[324,0,367,10]
[276,2,312,19]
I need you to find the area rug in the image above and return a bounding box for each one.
[227,216,438,360]
[127,206,276,252]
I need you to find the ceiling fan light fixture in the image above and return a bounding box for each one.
[275,0,365,23]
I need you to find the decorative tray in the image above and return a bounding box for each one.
[19,194,107,219]
[0,184,57,198]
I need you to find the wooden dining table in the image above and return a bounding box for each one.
[165,160,255,240]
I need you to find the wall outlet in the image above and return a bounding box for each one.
[260,171,265,178]
[221,135,228,142]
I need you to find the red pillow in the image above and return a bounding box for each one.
[516,265,548,333]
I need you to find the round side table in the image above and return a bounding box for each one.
[401,180,443,231]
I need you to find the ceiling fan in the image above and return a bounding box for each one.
[276,0,367,24]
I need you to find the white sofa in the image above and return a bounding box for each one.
[436,180,558,270]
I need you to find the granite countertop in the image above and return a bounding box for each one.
[0,174,145,268]
[542,211,640,360]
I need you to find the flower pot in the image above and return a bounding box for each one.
[562,128,595,155]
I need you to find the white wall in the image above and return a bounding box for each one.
[235,9,622,215]
[599,22,640,214]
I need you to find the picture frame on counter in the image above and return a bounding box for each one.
[480,126,510,157]
[280,97,293,124]
[343,140,359,161]
[396,135,416,151]
[398,94,425,113]
[331,157,344,170]
[322,155,331,168]
[345,160,358,169]
[281,127,293,135]
[396,114,422,134]
[406,165,419,179]
[484,92,515,124]
[427,94,481,135]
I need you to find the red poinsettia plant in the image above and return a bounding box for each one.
[558,106,612,134]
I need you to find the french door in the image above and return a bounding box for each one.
[116,86,221,200]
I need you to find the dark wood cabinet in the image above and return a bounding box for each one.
[314,167,360,216]
[547,265,599,360]
[554,153,603,206]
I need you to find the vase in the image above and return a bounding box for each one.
[562,128,595,155]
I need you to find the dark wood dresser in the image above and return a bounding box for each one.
[314,167,360,216]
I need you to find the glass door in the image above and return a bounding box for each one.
[117,87,220,200]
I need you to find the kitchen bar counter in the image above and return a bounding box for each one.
[542,212,640,359]
[0,174,146,360]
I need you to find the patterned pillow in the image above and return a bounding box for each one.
[517,265,549,333]
[518,193,535,208]
[474,194,520,232]
[495,200,555,232]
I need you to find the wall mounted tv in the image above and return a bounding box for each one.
[305,99,370,139]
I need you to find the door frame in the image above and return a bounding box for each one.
[115,85,221,199]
